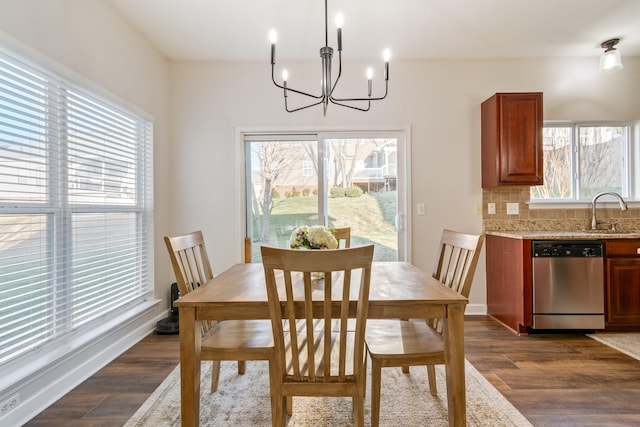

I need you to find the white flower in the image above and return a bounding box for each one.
[307,225,338,249]
[289,225,338,250]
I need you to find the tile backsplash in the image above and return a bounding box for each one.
[482,187,640,231]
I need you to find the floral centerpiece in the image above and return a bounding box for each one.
[289,225,338,250]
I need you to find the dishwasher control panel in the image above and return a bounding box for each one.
[532,241,603,257]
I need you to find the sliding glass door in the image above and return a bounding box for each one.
[244,131,406,262]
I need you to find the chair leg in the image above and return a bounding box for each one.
[271,395,286,427]
[286,396,293,416]
[238,360,246,375]
[353,393,365,427]
[210,360,221,393]
[402,365,410,374]
[426,364,437,396]
[268,359,284,427]
[370,358,382,427]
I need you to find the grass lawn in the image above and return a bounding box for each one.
[251,191,397,261]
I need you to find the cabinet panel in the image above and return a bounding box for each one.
[481,92,543,187]
[606,258,640,326]
[604,240,640,257]
[486,235,532,333]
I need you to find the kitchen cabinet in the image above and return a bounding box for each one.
[604,239,640,329]
[481,92,543,187]
[485,235,532,334]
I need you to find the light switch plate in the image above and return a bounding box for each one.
[417,203,426,216]
[506,202,519,215]
[487,203,496,215]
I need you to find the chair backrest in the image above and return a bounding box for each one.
[261,245,374,386]
[430,229,483,333]
[333,227,351,248]
[164,230,214,297]
[432,229,484,298]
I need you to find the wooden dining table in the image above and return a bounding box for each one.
[174,261,469,427]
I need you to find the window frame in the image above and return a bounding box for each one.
[530,120,639,206]
[0,45,154,372]
[240,129,410,262]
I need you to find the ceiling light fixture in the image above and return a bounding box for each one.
[269,0,390,116]
[599,38,623,74]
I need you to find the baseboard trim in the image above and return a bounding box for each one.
[465,303,487,316]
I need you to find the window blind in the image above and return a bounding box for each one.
[0,49,154,365]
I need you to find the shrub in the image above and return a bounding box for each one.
[291,187,300,197]
[302,188,310,197]
[345,186,363,198]
[330,187,346,198]
[272,191,280,199]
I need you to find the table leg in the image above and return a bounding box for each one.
[179,306,201,427]
[444,303,467,427]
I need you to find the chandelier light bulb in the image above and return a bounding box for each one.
[366,67,374,80]
[383,48,391,63]
[269,29,277,44]
[282,69,289,82]
[335,12,344,29]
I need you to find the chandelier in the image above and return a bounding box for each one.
[269,0,390,116]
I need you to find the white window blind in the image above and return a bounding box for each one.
[0,49,154,365]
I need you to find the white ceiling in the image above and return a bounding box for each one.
[109,0,640,62]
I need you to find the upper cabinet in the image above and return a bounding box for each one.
[481,92,543,188]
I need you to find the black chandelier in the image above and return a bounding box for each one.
[269,0,390,116]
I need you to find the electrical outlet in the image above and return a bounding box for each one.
[0,393,19,416]
[474,203,482,215]
[487,203,496,215]
[506,202,519,215]
[416,203,426,216]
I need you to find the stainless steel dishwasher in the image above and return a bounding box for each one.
[532,240,604,330]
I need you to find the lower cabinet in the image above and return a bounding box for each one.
[486,235,532,334]
[604,240,640,329]
[486,236,640,333]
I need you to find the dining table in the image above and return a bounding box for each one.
[174,261,469,427]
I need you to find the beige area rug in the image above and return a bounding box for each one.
[125,359,532,427]
[587,333,640,361]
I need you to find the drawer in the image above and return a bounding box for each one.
[604,240,640,257]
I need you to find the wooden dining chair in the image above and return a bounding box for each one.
[364,229,484,427]
[261,244,375,427]
[333,227,351,248]
[164,231,274,394]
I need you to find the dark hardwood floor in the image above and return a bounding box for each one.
[26,315,640,426]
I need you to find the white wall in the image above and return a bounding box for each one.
[169,57,640,311]
[0,0,171,424]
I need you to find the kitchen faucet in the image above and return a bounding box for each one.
[590,192,628,230]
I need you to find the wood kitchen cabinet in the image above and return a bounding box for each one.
[481,92,543,187]
[485,235,532,334]
[604,239,640,329]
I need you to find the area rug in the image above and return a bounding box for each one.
[587,333,640,361]
[125,359,532,427]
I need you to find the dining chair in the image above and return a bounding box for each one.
[164,231,275,394]
[333,226,351,248]
[364,229,484,427]
[261,244,375,427]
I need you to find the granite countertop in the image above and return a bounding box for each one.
[485,230,640,240]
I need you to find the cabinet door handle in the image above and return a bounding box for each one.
[637,248,640,255]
